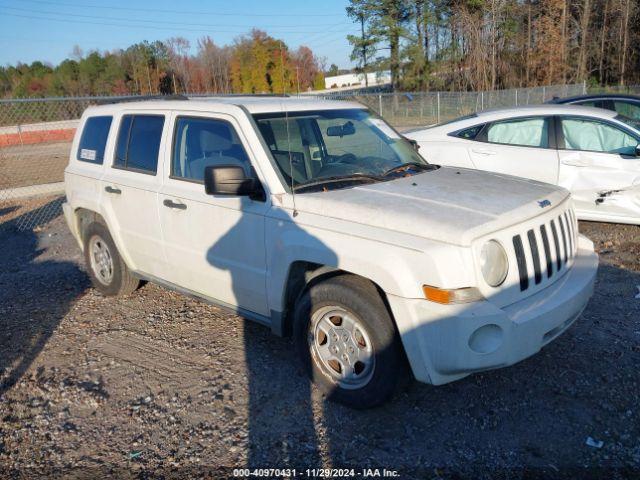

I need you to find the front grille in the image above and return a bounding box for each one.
[512,208,577,292]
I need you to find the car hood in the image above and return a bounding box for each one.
[292,167,570,246]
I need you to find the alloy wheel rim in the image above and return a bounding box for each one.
[89,236,114,286]
[309,305,375,389]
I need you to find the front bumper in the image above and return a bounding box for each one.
[387,235,598,385]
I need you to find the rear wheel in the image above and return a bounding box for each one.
[293,274,407,409]
[83,222,140,296]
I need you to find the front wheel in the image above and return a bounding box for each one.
[293,274,407,409]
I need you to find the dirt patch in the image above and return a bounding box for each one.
[0,142,70,190]
[0,209,639,478]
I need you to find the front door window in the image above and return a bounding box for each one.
[560,118,638,156]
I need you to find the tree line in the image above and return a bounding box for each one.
[0,30,325,98]
[2,0,638,99]
[347,0,639,91]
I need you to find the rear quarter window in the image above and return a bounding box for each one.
[452,124,484,140]
[77,116,112,164]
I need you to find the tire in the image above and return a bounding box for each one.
[83,221,140,296]
[293,274,407,409]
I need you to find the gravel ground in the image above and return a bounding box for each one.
[0,203,639,479]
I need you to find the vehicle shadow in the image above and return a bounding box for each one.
[0,200,87,397]
[207,202,339,469]
[0,205,18,217]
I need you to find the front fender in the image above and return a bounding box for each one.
[265,215,475,314]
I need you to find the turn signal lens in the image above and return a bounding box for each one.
[422,285,484,304]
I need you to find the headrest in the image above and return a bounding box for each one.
[199,127,232,152]
[258,122,276,146]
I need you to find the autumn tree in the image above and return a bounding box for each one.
[346,0,639,90]
[197,36,232,93]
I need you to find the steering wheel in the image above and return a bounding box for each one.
[317,162,361,178]
[328,153,358,165]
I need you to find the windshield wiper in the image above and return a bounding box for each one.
[382,162,434,177]
[293,173,383,192]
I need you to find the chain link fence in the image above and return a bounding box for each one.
[315,83,588,127]
[1,82,636,231]
[1,98,89,230]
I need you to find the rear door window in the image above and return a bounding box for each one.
[574,99,612,110]
[613,101,640,120]
[77,116,112,164]
[484,117,549,148]
[114,114,165,174]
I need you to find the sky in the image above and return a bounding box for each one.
[0,0,356,69]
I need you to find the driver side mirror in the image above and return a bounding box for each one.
[636,144,640,157]
[204,165,264,201]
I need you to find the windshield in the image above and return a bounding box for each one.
[253,108,429,190]
[615,114,640,132]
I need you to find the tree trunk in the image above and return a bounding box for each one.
[577,0,591,81]
[390,33,400,89]
[620,0,631,85]
[423,0,429,63]
[490,0,498,90]
[146,64,152,94]
[360,14,369,87]
[416,0,426,89]
[526,0,531,86]
[599,0,609,85]
[561,0,568,83]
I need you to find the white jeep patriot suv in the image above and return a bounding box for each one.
[63,96,598,408]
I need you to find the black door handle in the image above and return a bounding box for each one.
[163,199,187,210]
[105,186,121,194]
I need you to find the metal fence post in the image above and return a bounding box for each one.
[481,91,484,110]
[437,92,441,124]
[378,94,383,116]
[542,86,546,101]
[515,89,518,106]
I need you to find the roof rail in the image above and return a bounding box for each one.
[95,93,298,105]
[96,94,189,105]
[190,93,290,98]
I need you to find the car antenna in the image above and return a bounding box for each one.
[280,40,298,217]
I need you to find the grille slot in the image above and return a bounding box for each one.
[564,212,574,255]
[558,215,568,264]
[527,229,542,284]
[540,225,553,278]
[511,207,577,293]
[513,235,529,291]
[550,220,562,271]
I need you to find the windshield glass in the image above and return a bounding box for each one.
[253,108,429,190]
[615,114,640,132]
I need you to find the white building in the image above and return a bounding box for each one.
[324,71,391,90]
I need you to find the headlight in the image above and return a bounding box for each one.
[480,240,508,287]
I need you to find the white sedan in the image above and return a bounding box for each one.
[406,105,640,225]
